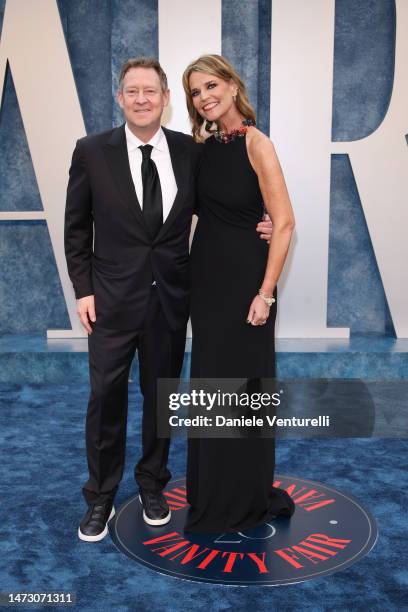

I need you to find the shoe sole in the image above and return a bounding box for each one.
[78,506,115,542]
[139,495,171,526]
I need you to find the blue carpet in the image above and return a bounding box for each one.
[0,383,407,611]
[2,334,408,383]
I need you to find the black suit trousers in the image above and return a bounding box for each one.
[82,287,186,504]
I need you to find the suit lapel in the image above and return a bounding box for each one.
[103,125,190,240]
[156,127,190,241]
[103,124,148,231]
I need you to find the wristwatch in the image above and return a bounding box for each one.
[258,289,276,307]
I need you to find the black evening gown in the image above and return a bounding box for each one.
[185,133,295,533]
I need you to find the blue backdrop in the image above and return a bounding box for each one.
[0,0,396,336]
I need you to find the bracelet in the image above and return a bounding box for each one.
[258,289,276,307]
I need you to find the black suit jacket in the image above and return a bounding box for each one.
[64,124,202,331]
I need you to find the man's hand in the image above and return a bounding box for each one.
[256,212,273,243]
[77,295,96,334]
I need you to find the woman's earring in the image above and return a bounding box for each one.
[232,90,238,102]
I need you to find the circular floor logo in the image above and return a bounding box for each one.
[109,475,378,585]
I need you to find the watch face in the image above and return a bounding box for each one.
[258,291,275,306]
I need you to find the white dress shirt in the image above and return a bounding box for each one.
[125,124,178,222]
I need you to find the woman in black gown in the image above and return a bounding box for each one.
[182,55,296,533]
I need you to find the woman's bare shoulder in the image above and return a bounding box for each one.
[246,127,276,167]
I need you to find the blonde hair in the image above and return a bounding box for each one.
[119,57,168,92]
[182,54,256,143]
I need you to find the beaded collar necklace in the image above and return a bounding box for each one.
[213,118,256,144]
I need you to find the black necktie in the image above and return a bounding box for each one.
[139,144,163,238]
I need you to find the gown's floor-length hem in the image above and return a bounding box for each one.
[184,486,295,535]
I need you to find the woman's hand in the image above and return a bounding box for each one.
[246,295,270,326]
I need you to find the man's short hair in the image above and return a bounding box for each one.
[118,57,168,92]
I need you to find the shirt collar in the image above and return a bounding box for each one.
[125,124,167,153]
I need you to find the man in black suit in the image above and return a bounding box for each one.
[65,57,271,542]
[65,57,202,541]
